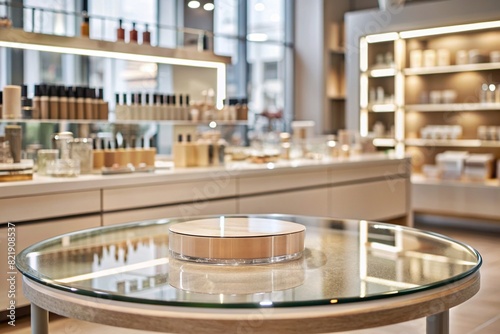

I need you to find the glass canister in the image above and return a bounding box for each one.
[37,149,59,176]
[70,138,93,174]
[51,132,73,159]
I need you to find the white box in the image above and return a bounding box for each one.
[436,151,469,180]
[464,154,494,181]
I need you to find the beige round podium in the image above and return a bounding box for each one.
[168,217,306,264]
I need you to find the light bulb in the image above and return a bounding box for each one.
[188,1,200,9]
[203,3,214,11]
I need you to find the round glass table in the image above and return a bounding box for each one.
[16,215,481,334]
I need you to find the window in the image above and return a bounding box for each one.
[212,0,293,128]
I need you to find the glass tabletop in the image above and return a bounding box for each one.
[16,215,482,308]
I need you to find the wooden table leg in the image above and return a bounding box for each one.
[426,310,449,334]
[31,303,49,334]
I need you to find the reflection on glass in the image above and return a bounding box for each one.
[17,215,481,308]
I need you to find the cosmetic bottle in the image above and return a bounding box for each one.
[239,98,248,120]
[152,94,158,120]
[104,140,116,168]
[115,138,131,167]
[155,94,162,120]
[92,88,100,119]
[165,95,172,120]
[81,12,90,37]
[123,93,130,120]
[0,91,3,119]
[185,95,191,120]
[178,94,185,120]
[171,94,178,120]
[92,138,104,170]
[67,87,77,119]
[173,134,187,167]
[114,93,122,120]
[142,24,151,45]
[137,92,143,120]
[21,84,27,108]
[128,93,135,119]
[129,22,138,43]
[32,85,41,119]
[125,136,137,167]
[116,19,125,41]
[76,87,85,119]
[2,85,21,119]
[98,88,108,120]
[40,84,50,119]
[229,98,237,121]
[85,87,94,119]
[144,137,157,167]
[49,85,60,119]
[196,136,209,167]
[58,86,69,119]
[141,92,148,120]
[22,97,33,119]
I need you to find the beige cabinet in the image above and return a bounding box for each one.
[0,215,100,311]
[239,188,329,217]
[102,198,238,226]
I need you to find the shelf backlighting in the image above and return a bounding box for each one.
[0,29,229,109]
[371,104,396,112]
[400,20,500,39]
[365,32,399,43]
[370,68,397,77]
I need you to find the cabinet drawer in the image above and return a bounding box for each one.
[330,160,410,184]
[329,178,407,221]
[238,168,328,196]
[239,188,329,217]
[103,179,237,212]
[102,198,238,226]
[0,190,101,224]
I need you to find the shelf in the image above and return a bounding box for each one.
[372,138,397,147]
[405,138,500,148]
[0,28,231,66]
[405,103,500,112]
[404,62,500,76]
[329,47,345,55]
[328,95,346,101]
[0,119,248,126]
[370,104,397,112]
[366,67,397,78]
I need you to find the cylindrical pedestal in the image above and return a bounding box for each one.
[2,85,22,119]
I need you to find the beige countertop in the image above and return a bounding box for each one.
[0,153,408,199]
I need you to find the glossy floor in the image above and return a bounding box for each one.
[2,222,499,334]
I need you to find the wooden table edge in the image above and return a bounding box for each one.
[23,271,480,333]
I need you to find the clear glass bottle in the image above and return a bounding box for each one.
[70,138,93,174]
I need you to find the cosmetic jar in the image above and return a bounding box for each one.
[37,149,59,175]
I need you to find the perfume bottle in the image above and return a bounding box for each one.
[129,22,138,43]
[142,24,151,45]
[117,19,125,41]
[81,12,90,37]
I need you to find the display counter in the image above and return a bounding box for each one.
[1,153,411,313]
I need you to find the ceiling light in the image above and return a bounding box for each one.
[187,1,200,9]
[365,32,399,43]
[203,3,215,11]
[400,20,500,39]
[247,33,268,42]
[254,2,265,11]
